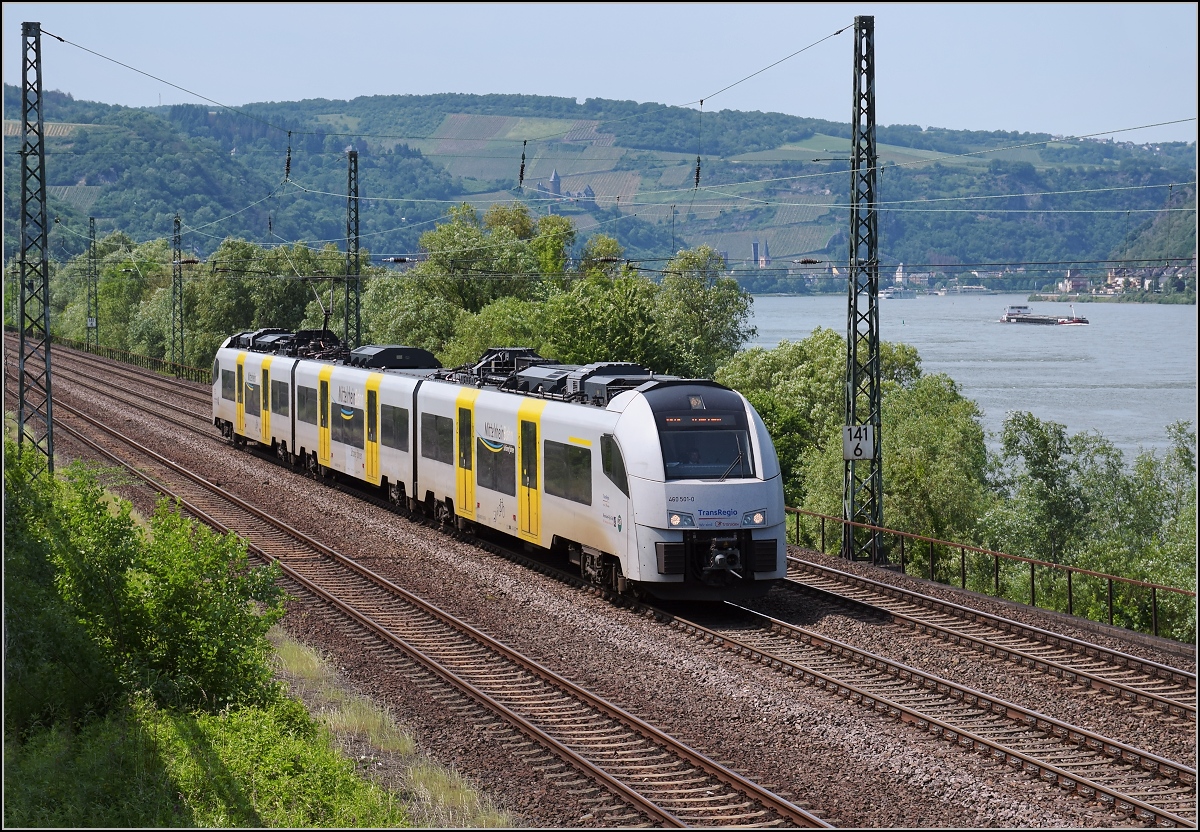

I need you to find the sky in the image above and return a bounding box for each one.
[2,2,1197,144]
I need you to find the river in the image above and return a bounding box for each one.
[748,293,1198,460]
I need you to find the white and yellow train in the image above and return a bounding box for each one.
[213,328,787,601]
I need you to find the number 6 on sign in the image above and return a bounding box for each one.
[843,425,875,460]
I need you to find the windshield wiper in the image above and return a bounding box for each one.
[719,449,743,482]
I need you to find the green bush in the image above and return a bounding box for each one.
[148,697,408,827]
[4,444,121,736]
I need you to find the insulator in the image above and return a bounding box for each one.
[518,140,527,187]
[285,131,292,181]
[694,156,701,189]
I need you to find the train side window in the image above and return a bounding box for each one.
[221,370,236,401]
[245,380,261,417]
[270,380,289,416]
[544,440,592,505]
[296,386,317,425]
[381,404,409,451]
[457,408,472,470]
[420,413,454,465]
[476,437,516,496]
[333,405,364,447]
[520,420,537,489]
[367,390,377,443]
[212,358,219,388]
[601,434,629,497]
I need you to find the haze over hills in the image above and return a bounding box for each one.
[3,86,1195,288]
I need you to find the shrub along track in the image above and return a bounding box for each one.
[33,389,830,829]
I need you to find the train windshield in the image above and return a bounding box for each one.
[643,384,757,481]
[658,419,755,481]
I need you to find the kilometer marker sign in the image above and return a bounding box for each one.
[843,425,875,460]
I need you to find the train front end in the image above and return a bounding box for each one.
[615,380,787,601]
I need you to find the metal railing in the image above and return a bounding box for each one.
[50,335,212,384]
[786,506,1195,641]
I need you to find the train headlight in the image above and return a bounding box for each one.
[742,509,767,526]
[668,511,695,528]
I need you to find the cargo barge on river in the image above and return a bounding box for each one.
[1000,305,1089,325]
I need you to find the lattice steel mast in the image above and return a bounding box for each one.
[345,149,360,348]
[170,214,183,370]
[17,21,54,474]
[86,216,98,349]
[842,15,884,562]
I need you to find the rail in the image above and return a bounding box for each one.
[48,334,211,384]
[786,507,1195,641]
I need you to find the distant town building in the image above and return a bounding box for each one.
[533,169,596,205]
[1058,268,1090,293]
[759,240,771,268]
[752,240,760,268]
[894,262,905,285]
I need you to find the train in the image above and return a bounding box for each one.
[212,328,787,601]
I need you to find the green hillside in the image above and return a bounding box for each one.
[3,87,1195,282]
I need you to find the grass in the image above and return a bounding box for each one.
[3,691,412,827]
[5,628,513,828]
[269,627,514,828]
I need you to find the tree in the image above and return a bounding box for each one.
[4,444,120,736]
[410,203,539,313]
[715,330,845,506]
[482,202,535,240]
[714,329,983,554]
[980,412,1088,563]
[361,274,469,356]
[543,276,668,370]
[578,233,627,278]
[440,296,549,368]
[881,373,989,543]
[658,245,754,378]
[530,214,576,281]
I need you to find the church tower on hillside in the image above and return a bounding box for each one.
[549,169,561,197]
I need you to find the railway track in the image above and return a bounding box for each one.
[656,602,1196,828]
[44,392,831,828]
[37,342,211,408]
[50,359,214,430]
[782,557,1196,721]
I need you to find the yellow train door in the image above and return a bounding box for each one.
[235,352,246,435]
[517,399,547,545]
[318,366,333,467]
[455,388,480,521]
[260,358,273,444]
[365,373,382,485]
